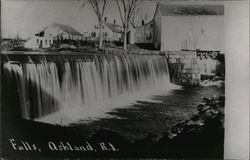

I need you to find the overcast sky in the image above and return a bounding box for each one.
[1,0,157,39]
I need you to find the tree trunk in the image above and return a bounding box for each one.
[123,27,127,50]
[123,13,128,50]
[98,21,103,48]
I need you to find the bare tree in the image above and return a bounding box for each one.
[130,7,150,28]
[116,0,142,50]
[81,0,107,48]
[130,8,140,28]
[139,11,149,25]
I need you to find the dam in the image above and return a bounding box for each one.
[2,51,223,126]
[2,53,174,123]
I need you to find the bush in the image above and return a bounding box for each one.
[113,41,123,46]
[135,43,157,50]
[10,47,31,51]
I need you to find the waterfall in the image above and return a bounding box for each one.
[3,54,172,123]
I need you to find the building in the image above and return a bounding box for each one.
[25,23,84,48]
[129,3,224,52]
[46,23,84,41]
[25,35,53,48]
[129,20,154,44]
[90,18,123,42]
[153,3,224,51]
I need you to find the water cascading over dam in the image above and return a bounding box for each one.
[3,53,172,123]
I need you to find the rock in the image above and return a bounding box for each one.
[166,96,224,139]
[200,79,224,87]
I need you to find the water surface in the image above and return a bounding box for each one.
[69,86,224,139]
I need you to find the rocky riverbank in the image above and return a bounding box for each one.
[130,95,224,158]
[167,96,224,139]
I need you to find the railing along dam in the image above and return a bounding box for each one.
[2,53,171,120]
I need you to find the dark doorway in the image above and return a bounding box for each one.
[39,40,43,48]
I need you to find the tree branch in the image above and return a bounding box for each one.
[101,0,106,17]
[116,0,124,25]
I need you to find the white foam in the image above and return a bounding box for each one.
[36,82,181,126]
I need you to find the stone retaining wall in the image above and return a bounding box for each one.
[164,51,221,86]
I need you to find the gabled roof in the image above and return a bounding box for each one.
[157,4,224,16]
[35,30,45,37]
[134,19,154,29]
[52,23,83,36]
[103,22,123,33]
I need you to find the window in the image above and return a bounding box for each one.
[45,39,47,45]
[37,39,39,45]
[146,30,151,40]
[91,32,96,38]
[103,32,108,37]
[94,25,98,29]
[49,40,51,45]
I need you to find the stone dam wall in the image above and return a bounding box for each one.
[1,50,224,86]
[164,51,223,86]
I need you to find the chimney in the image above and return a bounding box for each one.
[142,20,145,26]
[113,19,116,24]
[104,17,107,22]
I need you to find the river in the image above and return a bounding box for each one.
[2,53,224,139]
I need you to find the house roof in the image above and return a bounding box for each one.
[103,22,123,33]
[158,4,224,16]
[134,19,154,29]
[52,23,83,36]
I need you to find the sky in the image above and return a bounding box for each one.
[1,0,157,39]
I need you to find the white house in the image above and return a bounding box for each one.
[25,23,84,48]
[46,23,84,41]
[153,3,224,51]
[90,18,123,42]
[25,35,53,48]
